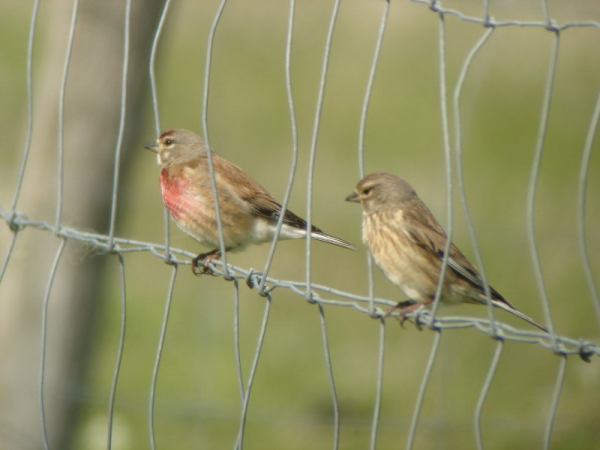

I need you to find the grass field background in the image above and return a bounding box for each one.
[1,1,599,449]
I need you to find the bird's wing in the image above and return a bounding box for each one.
[212,155,323,233]
[398,200,544,330]
[251,199,324,234]
[400,200,505,301]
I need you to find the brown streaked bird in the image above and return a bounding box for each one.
[346,171,547,332]
[146,129,355,274]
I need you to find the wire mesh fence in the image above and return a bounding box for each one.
[1,0,599,449]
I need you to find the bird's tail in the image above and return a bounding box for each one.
[309,232,357,251]
[491,299,548,333]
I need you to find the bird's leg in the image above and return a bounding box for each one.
[385,298,433,328]
[192,249,220,276]
[383,300,415,318]
[192,247,232,276]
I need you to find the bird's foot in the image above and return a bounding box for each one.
[383,300,414,328]
[385,300,431,329]
[192,250,221,276]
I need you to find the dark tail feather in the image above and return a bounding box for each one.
[491,299,548,333]
[310,232,357,251]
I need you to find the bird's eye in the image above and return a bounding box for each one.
[362,188,372,196]
[165,139,173,146]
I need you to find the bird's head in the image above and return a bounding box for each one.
[345,171,417,214]
[145,129,208,168]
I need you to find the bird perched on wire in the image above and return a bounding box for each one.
[146,129,355,275]
[346,171,547,332]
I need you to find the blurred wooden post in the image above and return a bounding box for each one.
[0,0,162,448]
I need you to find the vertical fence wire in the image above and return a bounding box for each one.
[54,0,78,230]
[0,233,18,285]
[149,0,172,138]
[406,331,442,449]
[357,0,391,315]
[358,0,390,180]
[148,0,174,264]
[452,27,497,327]
[481,0,490,21]
[429,11,454,324]
[259,0,299,291]
[107,0,132,250]
[201,0,230,278]
[369,320,386,450]
[232,279,245,399]
[234,295,272,450]
[106,252,127,450]
[540,0,553,30]
[305,0,342,299]
[526,31,560,336]
[317,304,340,450]
[38,238,67,450]
[542,356,567,449]
[9,0,40,213]
[473,340,504,450]
[149,264,178,450]
[577,89,600,329]
[4,3,600,450]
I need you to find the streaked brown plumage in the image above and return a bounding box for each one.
[346,171,547,332]
[146,129,355,274]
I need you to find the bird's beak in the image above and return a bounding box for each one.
[345,191,360,203]
[144,140,159,153]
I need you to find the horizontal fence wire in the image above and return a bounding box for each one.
[410,0,600,31]
[1,208,597,361]
[1,1,599,449]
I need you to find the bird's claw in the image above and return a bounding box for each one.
[383,300,414,318]
[191,252,220,276]
[383,300,424,329]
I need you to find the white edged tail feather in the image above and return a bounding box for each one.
[490,299,548,333]
[310,231,357,251]
[249,219,356,250]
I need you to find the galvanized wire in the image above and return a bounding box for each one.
[107,0,132,250]
[148,0,172,138]
[474,340,504,450]
[201,0,231,279]
[429,10,454,325]
[5,207,594,358]
[1,208,598,356]
[234,294,272,450]
[359,6,392,446]
[55,0,79,230]
[9,0,40,214]
[148,0,175,265]
[406,330,442,449]
[452,26,497,329]
[577,89,600,329]
[2,2,600,450]
[526,31,560,337]
[412,0,600,31]
[317,304,340,450]
[305,0,342,300]
[38,238,67,450]
[358,0,390,181]
[258,0,299,293]
[358,0,391,316]
[0,232,18,285]
[369,320,386,450]
[107,252,127,450]
[232,279,245,400]
[149,264,178,450]
[543,355,567,449]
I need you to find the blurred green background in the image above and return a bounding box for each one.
[1,0,599,449]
